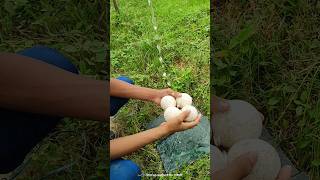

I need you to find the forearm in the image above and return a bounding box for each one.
[110,78,157,102]
[110,125,170,160]
[0,53,108,121]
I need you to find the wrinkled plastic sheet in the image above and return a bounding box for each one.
[147,115,210,173]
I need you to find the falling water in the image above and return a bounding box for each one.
[147,0,171,86]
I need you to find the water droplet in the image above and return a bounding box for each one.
[153,25,157,30]
[157,45,161,53]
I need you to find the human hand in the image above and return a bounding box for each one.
[212,96,230,114]
[151,88,181,105]
[160,110,201,134]
[212,152,292,180]
[211,96,265,119]
[211,96,230,144]
[210,96,265,144]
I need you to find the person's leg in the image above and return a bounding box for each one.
[110,159,141,180]
[110,76,134,116]
[0,45,78,173]
[17,45,78,74]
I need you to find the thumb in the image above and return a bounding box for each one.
[221,152,257,180]
[178,110,190,122]
[276,165,292,180]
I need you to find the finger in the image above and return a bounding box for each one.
[212,96,229,113]
[178,110,191,122]
[181,114,201,129]
[223,152,257,179]
[169,90,181,98]
[160,122,166,126]
[276,166,292,180]
[259,112,265,122]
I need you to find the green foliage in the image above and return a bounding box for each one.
[212,0,320,178]
[0,0,107,79]
[229,25,255,49]
[111,0,210,178]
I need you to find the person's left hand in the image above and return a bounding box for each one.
[151,88,181,105]
[160,110,201,134]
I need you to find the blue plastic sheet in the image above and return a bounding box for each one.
[147,115,210,172]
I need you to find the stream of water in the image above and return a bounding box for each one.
[147,0,171,86]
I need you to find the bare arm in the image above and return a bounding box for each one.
[0,53,108,121]
[110,125,170,159]
[110,78,180,104]
[110,78,158,101]
[110,111,201,160]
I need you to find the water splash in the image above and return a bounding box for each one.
[156,44,161,54]
[159,56,163,63]
[147,0,171,87]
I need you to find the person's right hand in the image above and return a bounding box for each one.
[212,152,292,180]
[212,96,230,114]
[160,110,201,134]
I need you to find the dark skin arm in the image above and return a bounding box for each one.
[110,111,201,160]
[0,53,108,121]
[110,78,181,104]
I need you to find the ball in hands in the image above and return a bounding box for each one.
[176,93,192,108]
[160,95,176,110]
[227,139,281,180]
[212,100,263,148]
[181,105,198,122]
[164,106,181,121]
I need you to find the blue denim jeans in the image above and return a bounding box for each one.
[110,76,134,116]
[110,159,141,180]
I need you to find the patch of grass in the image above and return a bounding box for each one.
[111,0,210,178]
[0,0,107,179]
[212,0,320,178]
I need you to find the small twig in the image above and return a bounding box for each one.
[40,162,75,180]
[277,66,315,122]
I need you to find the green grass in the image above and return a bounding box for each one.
[111,0,210,179]
[212,0,320,179]
[1,0,107,179]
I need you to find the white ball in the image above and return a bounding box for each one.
[176,93,192,108]
[160,95,176,110]
[181,105,198,122]
[211,145,227,173]
[228,139,281,180]
[164,107,181,121]
[212,100,263,148]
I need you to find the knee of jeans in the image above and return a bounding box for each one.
[110,159,141,180]
[17,45,79,74]
[117,76,134,85]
